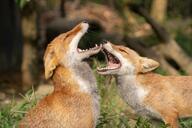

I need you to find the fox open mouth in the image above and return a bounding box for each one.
[77,44,101,53]
[68,22,101,57]
[97,48,121,72]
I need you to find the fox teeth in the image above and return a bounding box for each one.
[98,66,116,71]
[101,67,108,70]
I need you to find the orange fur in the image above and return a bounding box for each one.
[98,42,192,128]
[19,22,99,128]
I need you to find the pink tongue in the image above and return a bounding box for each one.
[108,61,119,68]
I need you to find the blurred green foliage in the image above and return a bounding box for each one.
[16,0,31,9]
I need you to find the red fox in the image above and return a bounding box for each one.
[19,22,101,128]
[97,41,192,128]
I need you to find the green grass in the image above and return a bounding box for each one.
[0,89,37,128]
[0,61,192,128]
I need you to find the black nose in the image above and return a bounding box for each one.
[82,21,88,24]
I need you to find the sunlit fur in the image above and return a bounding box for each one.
[98,41,192,128]
[19,22,100,128]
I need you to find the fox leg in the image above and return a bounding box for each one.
[161,113,179,128]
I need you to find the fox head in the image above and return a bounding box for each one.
[97,41,159,75]
[44,22,101,79]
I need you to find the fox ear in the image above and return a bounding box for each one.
[44,46,58,79]
[139,57,159,73]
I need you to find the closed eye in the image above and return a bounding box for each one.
[119,48,129,54]
[65,34,69,38]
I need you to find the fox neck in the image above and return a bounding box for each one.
[116,74,138,93]
[52,63,99,126]
[52,62,97,94]
[116,74,148,110]
[52,66,79,92]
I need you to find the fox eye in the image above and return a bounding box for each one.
[119,48,129,54]
[65,34,69,38]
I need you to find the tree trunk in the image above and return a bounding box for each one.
[129,4,192,75]
[0,0,22,72]
[21,12,39,91]
[150,0,167,22]
[154,40,192,74]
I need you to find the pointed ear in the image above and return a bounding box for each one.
[44,47,58,79]
[139,57,159,73]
